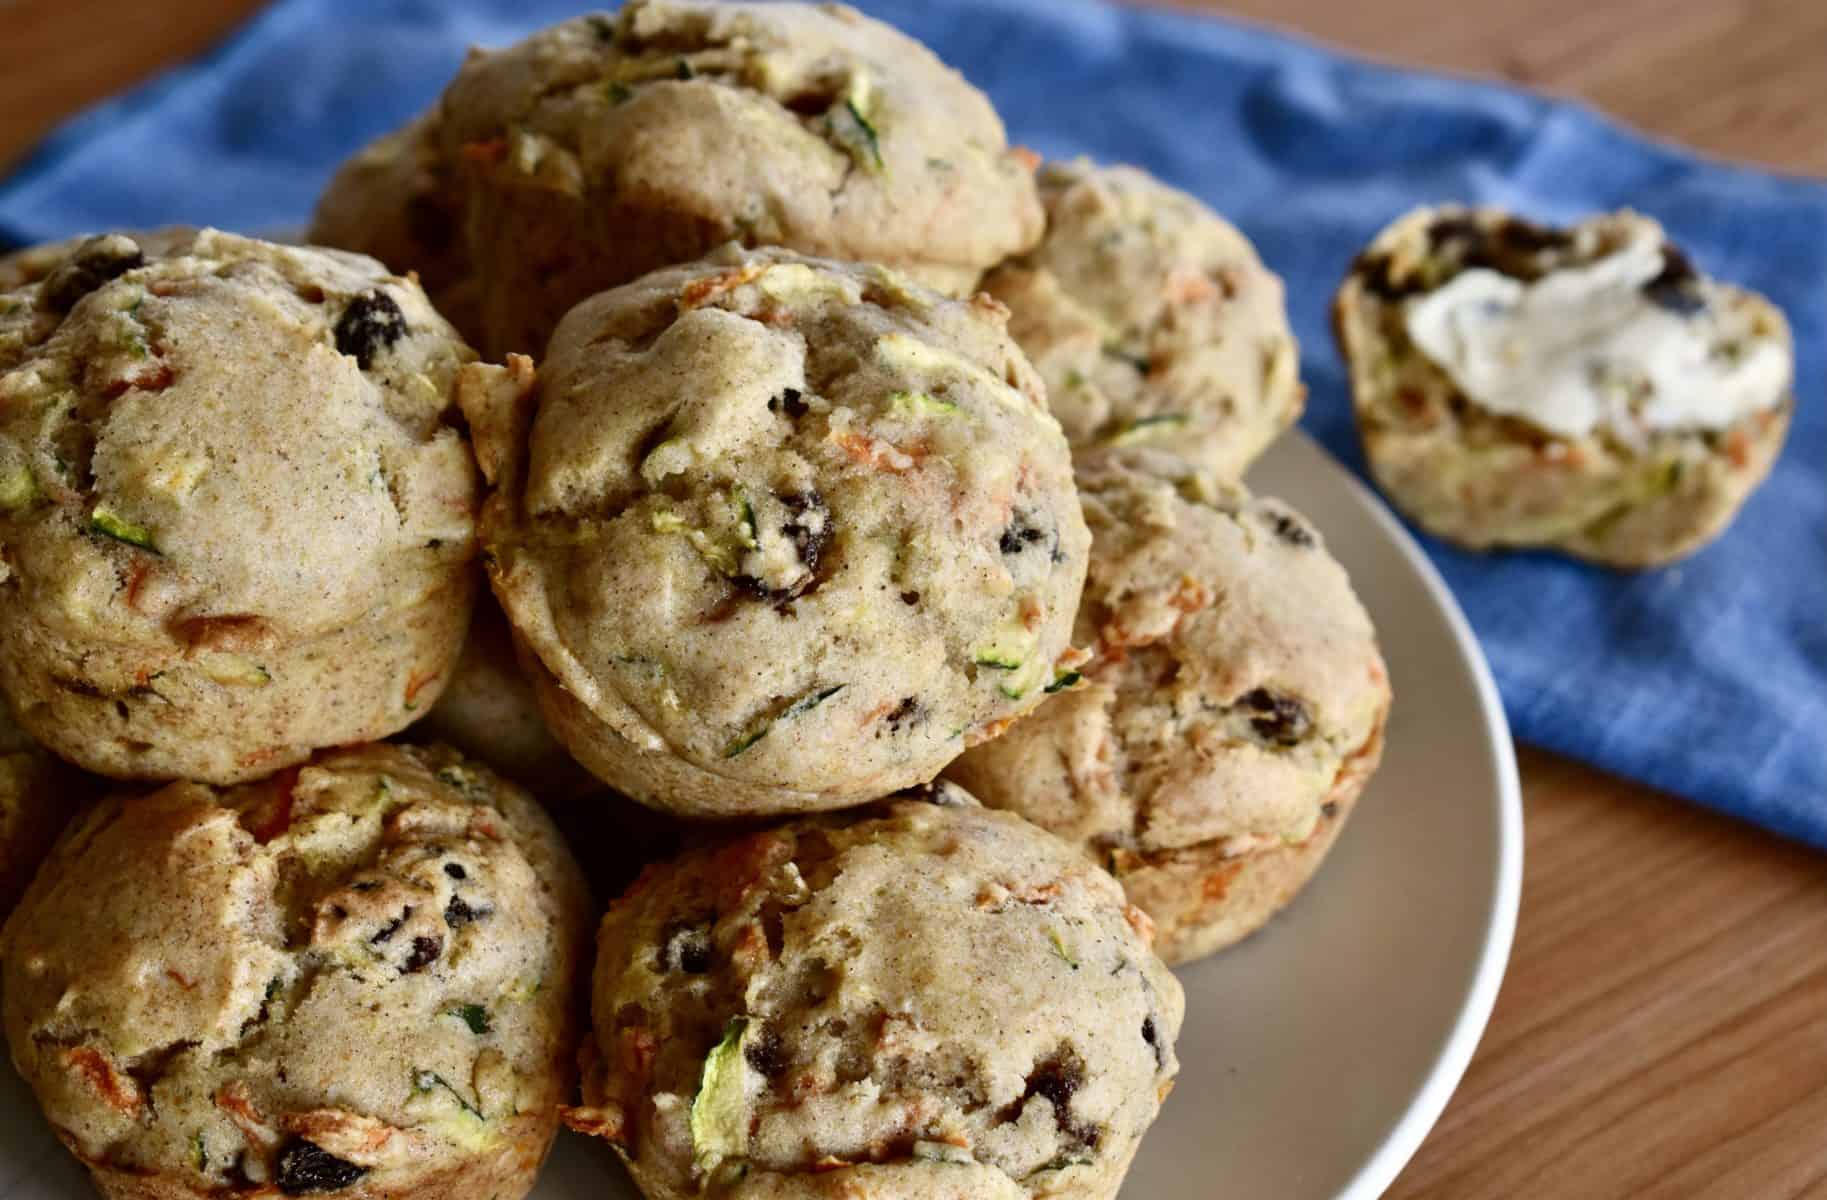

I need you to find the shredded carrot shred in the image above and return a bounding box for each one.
[62,1047,141,1115]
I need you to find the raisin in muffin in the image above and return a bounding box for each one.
[947,450,1390,965]
[0,701,80,922]
[0,229,480,783]
[414,598,600,799]
[566,787,1182,1200]
[461,246,1089,818]
[1335,206,1794,568]
[1,743,590,1200]
[985,160,1302,479]
[309,109,481,344]
[0,229,198,295]
[432,0,1043,354]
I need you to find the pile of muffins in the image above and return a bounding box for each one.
[0,1,1796,1198]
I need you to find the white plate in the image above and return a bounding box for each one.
[0,431,1521,1200]
[1126,430,1524,1199]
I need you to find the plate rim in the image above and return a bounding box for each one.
[1293,432,1525,1199]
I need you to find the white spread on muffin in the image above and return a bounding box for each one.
[1404,236,1790,438]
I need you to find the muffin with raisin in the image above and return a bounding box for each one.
[461,246,1088,818]
[0,229,480,783]
[566,787,1182,1200]
[432,0,1043,354]
[985,159,1302,479]
[1334,206,1793,567]
[947,450,1390,965]
[1,742,590,1200]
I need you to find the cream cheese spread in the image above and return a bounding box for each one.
[1405,237,1789,438]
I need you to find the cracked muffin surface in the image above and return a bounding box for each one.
[1335,205,1793,567]
[0,742,591,1200]
[947,449,1390,964]
[985,160,1302,479]
[462,246,1089,818]
[0,229,481,783]
[568,789,1182,1200]
[436,0,1043,354]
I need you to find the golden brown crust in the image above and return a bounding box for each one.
[464,247,1088,819]
[0,230,482,783]
[1115,710,1386,965]
[985,159,1302,479]
[0,577,474,785]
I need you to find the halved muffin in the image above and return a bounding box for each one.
[1335,206,1793,567]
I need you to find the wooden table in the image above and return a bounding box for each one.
[2,2,1824,1196]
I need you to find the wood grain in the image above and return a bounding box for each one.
[0,2,1823,1198]
[1168,0,1827,178]
[1394,750,1827,1199]
[0,0,270,172]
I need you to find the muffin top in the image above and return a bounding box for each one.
[1,743,590,1193]
[439,1,1042,289]
[0,229,479,639]
[465,245,1089,814]
[575,790,1183,1200]
[951,449,1389,856]
[986,160,1301,475]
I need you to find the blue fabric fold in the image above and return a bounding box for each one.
[2,0,1822,846]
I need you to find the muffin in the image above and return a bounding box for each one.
[462,245,1089,818]
[308,109,481,343]
[566,787,1183,1200]
[413,597,599,799]
[436,0,1044,354]
[0,229,481,783]
[1334,206,1794,567]
[0,702,80,922]
[947,450,1390,965]
[1,742,591,1200]
[984,160,1302,479]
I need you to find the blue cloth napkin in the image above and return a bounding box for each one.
[2,0,1822,847]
